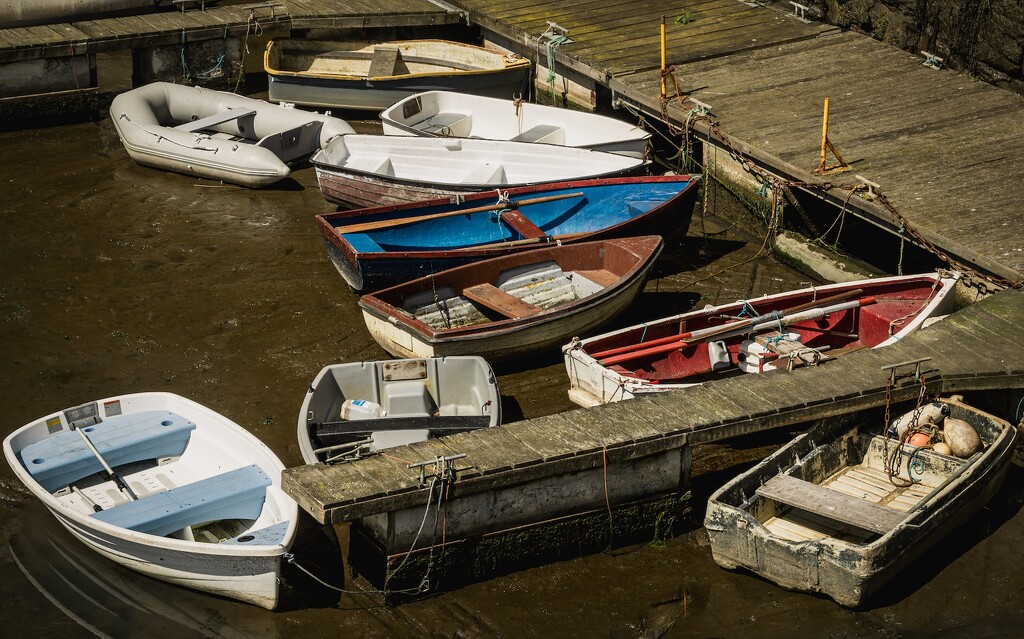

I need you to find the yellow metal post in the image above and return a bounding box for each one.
[819,96,829,172]
[660,16,667,99]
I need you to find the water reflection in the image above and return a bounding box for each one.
[9,505,280,639]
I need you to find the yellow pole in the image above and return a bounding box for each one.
[819,96,830,170]
[660,16,667,99]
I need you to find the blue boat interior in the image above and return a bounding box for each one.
[19,411,196,493]
[337,181,690,252]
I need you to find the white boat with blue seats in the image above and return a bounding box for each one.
[3,391,298,609]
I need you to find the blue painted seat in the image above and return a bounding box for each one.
[20,411,196,492]
[92,464,271,537]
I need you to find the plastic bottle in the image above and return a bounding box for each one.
[340,399,386,420]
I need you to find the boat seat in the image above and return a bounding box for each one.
[368,45,401,77]
[221,520,291,546]
[414,113,472,137]
[382,381,437,416]
[462,283,542,319]
[498,209,547,239]
[756,473,907,535]
[573,269,619,288]
[463,163,506,184]
[91,464,271,537]
[509,124,564,145]
[20,411,196,493]
[174,108,257,133]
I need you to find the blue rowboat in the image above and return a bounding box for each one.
[315,174,701,292]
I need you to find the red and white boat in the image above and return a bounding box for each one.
[563,272,962,407]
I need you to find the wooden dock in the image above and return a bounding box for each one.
[454,0,1024,283]
[0,1,457,62]
[283,287,1024,525]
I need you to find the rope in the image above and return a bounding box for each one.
[543,35,570,105]
[650,70,1023,292]
[602,446,613,550]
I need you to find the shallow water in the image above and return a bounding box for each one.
[1,115,1022,639]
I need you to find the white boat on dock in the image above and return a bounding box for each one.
[3,392,299,609]
[110,82,354,188]
[380,90,652,158]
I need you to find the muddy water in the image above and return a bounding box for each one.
[1,115,1022,639]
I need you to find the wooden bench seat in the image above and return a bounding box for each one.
[174,108,257,133]
[498,209,547,239]
[756,473,907,535]
[92,464,271,537]
[574,269,619,288]
[462,283,542,319]
[21,411,196,492]
[368,45,401,77]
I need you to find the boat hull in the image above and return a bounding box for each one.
[703,398,1017,607]
[316,175,700,292]
[563,272,962,407]
[358,237,663,361]
[3,392,299,609]
[265,39,531,111]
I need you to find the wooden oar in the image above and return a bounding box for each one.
[591,288,864,361]
[451,230,591,251]
[333,191,585,234]
[599,292,870,367]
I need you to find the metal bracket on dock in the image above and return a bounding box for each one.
[241,2,284,20]
[538,21,575,47]
[789,2,811,22]
[854,174,880,200]
[881,357,934,386]
[408,453,470,487]
[921,51,945,70]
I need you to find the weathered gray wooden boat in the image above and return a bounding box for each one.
[704,394,1017,607]
[297,357,500,464]
[380,90,652,158]
[110,82,354,188]
[265,39,531,111]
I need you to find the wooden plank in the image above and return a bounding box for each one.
[498,209,547,239]
[462,283,542,319]
[756,473,907,535]
[444,426,544,473]
[368,44,400,77]
[574,269,619,288]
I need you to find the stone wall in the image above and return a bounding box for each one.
[801,0,1024,94]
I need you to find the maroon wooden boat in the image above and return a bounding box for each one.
[358,236,664,362]
[315,174,700,292]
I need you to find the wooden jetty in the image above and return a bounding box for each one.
[455,0,1024,283]
[0,0,460,97]
[282,287,1024,593]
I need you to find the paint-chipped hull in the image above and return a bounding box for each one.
[704,398,1017,607]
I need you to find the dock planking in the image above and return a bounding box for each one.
[282,289,1024,525]
[444,0,1024,281]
